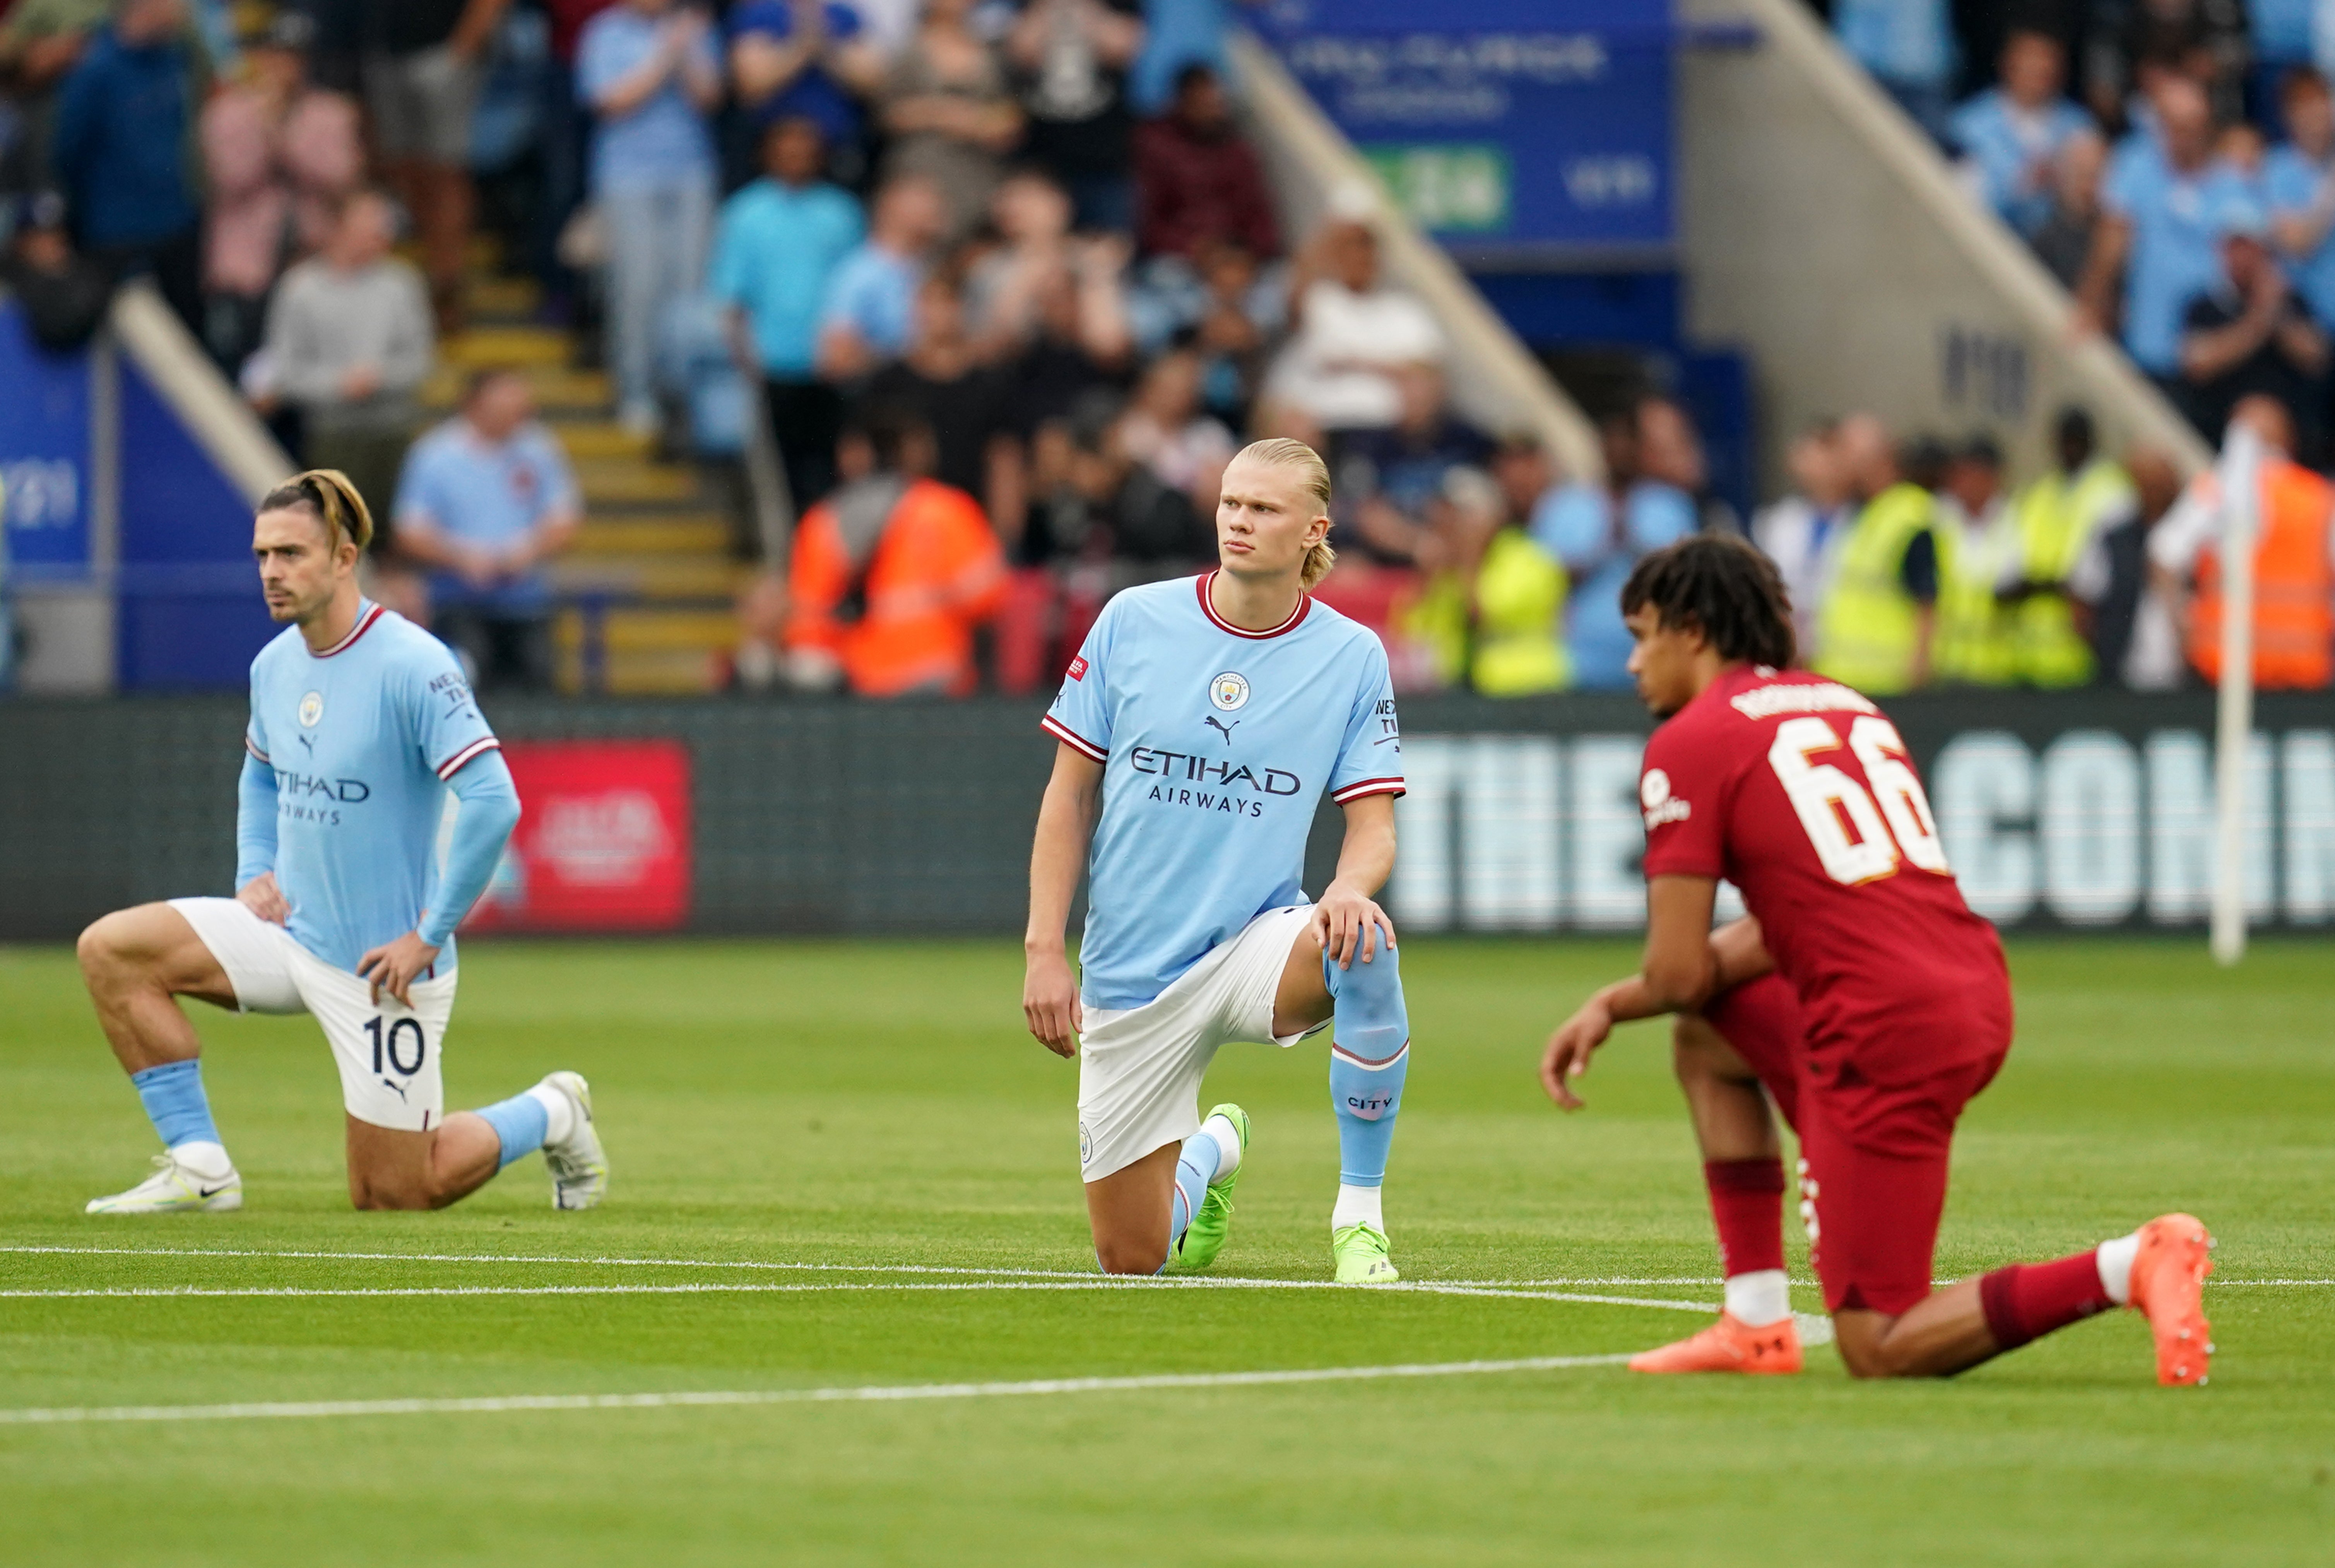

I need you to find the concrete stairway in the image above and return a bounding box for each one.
[420,268,750,694]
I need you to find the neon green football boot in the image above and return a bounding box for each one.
[1170,1103,1249,1273]
[1332,1221,1400,1284]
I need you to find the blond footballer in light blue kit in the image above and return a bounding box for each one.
[76,471,608,1216]
[1024,439,1413,1285]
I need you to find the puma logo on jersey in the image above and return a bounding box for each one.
[1205,716,1238,744]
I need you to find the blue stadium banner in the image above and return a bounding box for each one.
[1250,0,1674,260]
[0,300,92,582]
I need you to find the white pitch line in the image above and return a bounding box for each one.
[0,1245,1107,1281]
[0,1354,1638,1427]
[0,1279,1726,1313]
[7,1246,2320,1291]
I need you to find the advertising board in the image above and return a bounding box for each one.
[1387,715,2334,934]
[464,740,693,933]
[1250,0,1674,259]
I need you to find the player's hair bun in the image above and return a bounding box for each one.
[258,469,376,554]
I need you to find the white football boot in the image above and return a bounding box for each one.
[86,1152,243,1214]
[537,1071,608,1211]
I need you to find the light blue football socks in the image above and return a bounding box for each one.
[132,1058,222,1151]
[473,1090,551,1169]
[1169,1132,1222,1245]
[1324,937,1409,1216]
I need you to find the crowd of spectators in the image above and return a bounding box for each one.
[1751,396,2330,695]
[1836,2,2335,470]
[6,2,2323,700]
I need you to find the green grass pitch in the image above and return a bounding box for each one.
[2,936,2331,1565]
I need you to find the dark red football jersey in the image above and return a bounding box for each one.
[1640,665,2011,1088]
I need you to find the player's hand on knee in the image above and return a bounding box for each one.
[357,931,441,1008]
[236,872,289,927]
[1541,1000,1613,1111]
[1315,882,1396,970]
[1023,949,1081,1058]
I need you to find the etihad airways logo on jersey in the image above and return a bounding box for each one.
[274,768,371,826]
[1129,744,1300,817]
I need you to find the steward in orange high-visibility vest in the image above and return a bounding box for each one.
[2154,397,2335,691]
[783,417,1007,697]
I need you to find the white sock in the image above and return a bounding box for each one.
[2096,1231,2141,1305]
[1723,1269,1791,1327]
[1199,1113,1242,1180]
[171,1139,233,1178]
[1331,1183,1383,1232]
[527,1083,577,1147]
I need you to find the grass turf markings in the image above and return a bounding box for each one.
[0,1354,1644,1426]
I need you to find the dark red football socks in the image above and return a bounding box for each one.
[1704,1158,1788,1278]
[1978,1253,2114,1350]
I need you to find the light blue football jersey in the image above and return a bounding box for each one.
[242,602,502,974]
[1044,574,1405,1011]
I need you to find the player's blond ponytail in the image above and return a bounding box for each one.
[1234,437,1338,588]
[258,469,376,554]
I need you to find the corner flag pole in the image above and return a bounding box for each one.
[2210,421,2259,966]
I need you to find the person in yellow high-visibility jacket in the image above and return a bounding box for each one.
[1815,415,1947,694]
[1933,434,2021,685]
[2001,407,2137,687]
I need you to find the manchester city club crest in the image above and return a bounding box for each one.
[1209,671,1250,712]
[298,691,324,728]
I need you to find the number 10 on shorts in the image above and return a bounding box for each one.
[365,1016,426,1076]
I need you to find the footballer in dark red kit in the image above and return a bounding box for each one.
[1538,534,2216,1384]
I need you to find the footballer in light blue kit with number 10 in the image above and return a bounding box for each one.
[77,471,608,1215]
[1024,438,1413,1283]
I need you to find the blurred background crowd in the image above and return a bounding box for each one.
[0,0,2328,701]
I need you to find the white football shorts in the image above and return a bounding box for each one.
[1076,903,1321,1182]
[169,897,455,1132]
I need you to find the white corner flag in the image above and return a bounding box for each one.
[2209,421,2259,966]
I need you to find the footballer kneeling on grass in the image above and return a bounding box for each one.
[1023,439,1412,1282]
[76,471,607,1215]
[1540,534,2215,1385]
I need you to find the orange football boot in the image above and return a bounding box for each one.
[2128,1212,2216,1387]
[1628,1313,1803,1375]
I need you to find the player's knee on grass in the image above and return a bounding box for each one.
[1831,1312,1914,1379]
[345,1125,476,1212]
[1095,1235,1170,1276]
[347,1166,442,1212]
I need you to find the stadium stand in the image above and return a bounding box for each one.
[5,0,2332,702]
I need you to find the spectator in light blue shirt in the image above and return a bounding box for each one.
[1834,0,1958,145]
[2085,75,2252,378]
[1529,400,1700,690]
[1129,0,1227,116]
[711,115,866,509]
[815,170,946,381]
[2265,68,2335,331]
[1951,29,2096,237]
[2253,0,2316,129]
[578,0,724,434]
[393,369,583,692]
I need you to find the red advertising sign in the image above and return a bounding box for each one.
[464,740,693,932]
